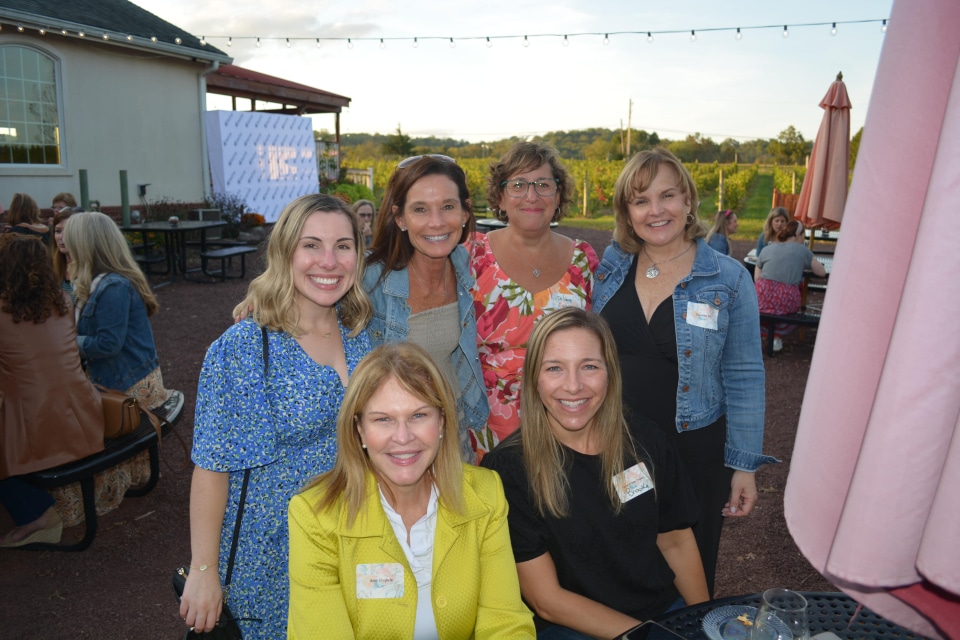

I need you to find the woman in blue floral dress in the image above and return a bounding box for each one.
[179,194,372,639]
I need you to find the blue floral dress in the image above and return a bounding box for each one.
[193,318,370,639]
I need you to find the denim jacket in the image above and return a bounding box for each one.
[594,239,777,472]
[363,245,487,463]
[76,272,160,392]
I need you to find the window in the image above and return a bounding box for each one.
[0,45,62,165]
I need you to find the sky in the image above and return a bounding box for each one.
[132,0,894,144]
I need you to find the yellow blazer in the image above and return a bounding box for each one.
[288,463,534,639]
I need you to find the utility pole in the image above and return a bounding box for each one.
[626,99,633,157]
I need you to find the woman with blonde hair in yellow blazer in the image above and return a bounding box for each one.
[288,342,534,639]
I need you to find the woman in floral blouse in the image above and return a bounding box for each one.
[469,142,598,458]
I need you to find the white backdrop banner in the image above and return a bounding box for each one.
[205,110,319,222]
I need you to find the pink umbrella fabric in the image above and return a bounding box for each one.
[784,2,960,638]
[794,74,852,230]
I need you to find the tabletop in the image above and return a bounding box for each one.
[646,591,926,640]
[120,220,226,233]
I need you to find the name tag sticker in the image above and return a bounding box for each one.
[686,301,719,330]
[614,463,654,503]
[548,292,579,309]
[356,563,404,599]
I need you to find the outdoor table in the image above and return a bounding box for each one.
[121,220,226,285]
[805,228,841,243]
[625,591,927,639]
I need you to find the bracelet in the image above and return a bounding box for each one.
[190,564,213,571]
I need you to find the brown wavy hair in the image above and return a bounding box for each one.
[8,193,41,226]
[0,234,70,323]
[486,141,573,222]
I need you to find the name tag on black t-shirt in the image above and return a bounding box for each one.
[613,462,654,503]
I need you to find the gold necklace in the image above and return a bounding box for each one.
[409,260,449,295]
[641,242,694,279]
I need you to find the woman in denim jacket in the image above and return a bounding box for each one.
[364,155,486,463]
[593,149,776,595]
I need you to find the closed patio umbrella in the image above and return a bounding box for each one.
[794,73,852,231]
[784,2,960,638]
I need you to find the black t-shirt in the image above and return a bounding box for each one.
[481,415,699,622]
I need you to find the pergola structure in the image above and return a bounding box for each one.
[205,64,350,142]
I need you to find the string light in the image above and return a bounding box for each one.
[881,19,887,32]
[563,34,569,46]
[690,30,696,42]
[486,36,492,48]
[78,30,85,37]
[379,38,385,49]
[647,32,654,43]
[523,35,529,47]
[150,36,157,42]
[287,38,292,48]
[256,36,261,47]
[316,38,321,48]
[602,33,609,45]
[449,37,455,48]
[38,28,46,35]
[228,37,233,46]
[102,33,109,40]
[200,35,206,45]
[17,24,24,32]
[735,27,742,40]
[175,37,182,44]
[830,23,837,36]
[126,34,133,41]
[782,25,789,38]
[412,37,418,48]
[347,38,353,49]
[62,29,68,35]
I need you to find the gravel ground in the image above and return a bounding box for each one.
[0,229,833,639]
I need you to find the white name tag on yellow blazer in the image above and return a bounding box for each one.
[356,563,404,599]
[613,463,654,503]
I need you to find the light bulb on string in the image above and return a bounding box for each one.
[175,37,182,44]
[735,27,742,40]
[126,34,133,41]
[287,38,292,48]
[17,24,24,32]
[256,37,261,47]
[563,34,568,46]
[449,37,455,48]
[78,30,85,37]
[316,38,321,48]
[881,19,887,33]
[647,32,654,43]
[486,36,492,48]
[412,37,418,48]
[379,38,385,49]
[602,33,609,45]
[39,28,46,35]
[228,37,233,47]
[103,33,110,40]
[830,23,837,36]
[62,29,68,35]
[523,35,529,47]
[347,38,353,49]
[150,36,157,42]
[689,30,696,42]
[782,25,789,38]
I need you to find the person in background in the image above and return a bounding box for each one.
[6,193,49,244]
[352,198,376,246]
[469,142,598,458]
[705,209,738,256]
[755,220,827,352]
[288,342,534,639]
[50,207,80,305]
[482,309,707,639]
[592,148,776,595]
[52,192,78,215]
[181,194,372,639]
[0,234,104,548]
[755,207,789,256]
[365,155,486,463]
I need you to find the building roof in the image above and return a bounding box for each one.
[0,0,231,63]
[207,64,351,115]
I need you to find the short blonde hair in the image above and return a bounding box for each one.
[613,148,706,255]
[305,342,465,525]
[233,194,372,337]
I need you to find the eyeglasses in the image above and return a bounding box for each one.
[500,178,560,198]
[397,154,456,169]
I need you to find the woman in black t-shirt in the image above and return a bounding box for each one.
[482,308,708,640]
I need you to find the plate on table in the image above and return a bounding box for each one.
[702,605,792,640]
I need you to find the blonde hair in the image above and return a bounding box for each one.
[63,211,158,315]
[233,194,372,337]
[612,148,706,255]
[305,342,465,525]
[706,209,735,244]
[510,308,641,518]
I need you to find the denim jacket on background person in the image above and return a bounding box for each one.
[363,245,487,464]
[76,272,160,392]
[593,238,777,472]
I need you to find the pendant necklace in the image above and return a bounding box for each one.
[641,242,694,279]
[410,260,449,295]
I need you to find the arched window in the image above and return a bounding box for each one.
[0,44,62,165]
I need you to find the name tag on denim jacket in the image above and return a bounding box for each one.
[686,301,719,330]
[614,463,654,503]
[356,563,404,599]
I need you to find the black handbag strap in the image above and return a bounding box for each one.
[223,327,268,589]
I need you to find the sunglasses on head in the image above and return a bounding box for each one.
[396,154,457,169]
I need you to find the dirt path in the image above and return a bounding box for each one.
[0,231,832,639]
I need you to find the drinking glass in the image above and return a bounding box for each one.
[752,588,810,640]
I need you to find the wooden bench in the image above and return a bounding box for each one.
[759,311,822,356]
[200,245,257,280]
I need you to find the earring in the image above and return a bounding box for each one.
[496,208,508,222]
[439,433,444,440]
[361,443,367,449]
[685,212,695,225]
[399,227,407,232]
